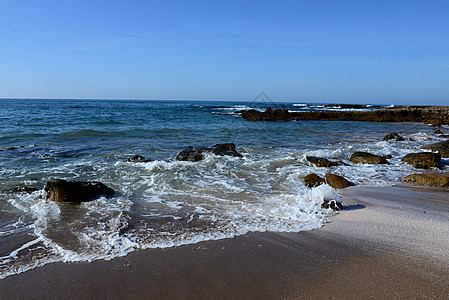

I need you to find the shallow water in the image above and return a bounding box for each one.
[0,99,446,278]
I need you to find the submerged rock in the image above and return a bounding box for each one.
[45,179,115,203]
[401,152,441,169]
[304,173,325,188]
[7,186,39,193]
[383,132,404,141]
[325,174,350,189]
[306,156,346,168]
[422,140,449,158]
[176,143,242,162]
[434,129,444,135]
[127,155,152,163]
[402,173,449,188]
[350,152,389,164]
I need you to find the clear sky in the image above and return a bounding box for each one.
[1,0,448,104]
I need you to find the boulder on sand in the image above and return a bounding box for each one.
[45,179,115,203]
[325,174,350,189]
[350,152,389,164]
[401,152,441,169]
[402,173,449,188]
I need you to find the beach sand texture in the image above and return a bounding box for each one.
[0,184,448,299]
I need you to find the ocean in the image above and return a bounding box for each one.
[0,99,445,279]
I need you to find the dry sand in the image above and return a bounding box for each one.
[0,184,448,299]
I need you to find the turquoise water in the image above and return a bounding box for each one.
[0,99,444,278]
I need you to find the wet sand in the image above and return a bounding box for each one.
[1,184,448,299]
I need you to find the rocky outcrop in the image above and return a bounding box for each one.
[127,155,152,163]
[325,174,350,189]
[239,107,290,121]
[304,173,325,188]
[422,140,449,158]
[176,143,242,162]
[401,152,441,169]
[306,156,346,168]
[383,132,404,141]
[239,105,449,125]
[350,152,389,164]
[402,173,449,188]
[45,179,115,203]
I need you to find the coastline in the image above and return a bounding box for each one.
[1,184,448,299]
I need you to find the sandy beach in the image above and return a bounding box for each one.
[1,184,448,299]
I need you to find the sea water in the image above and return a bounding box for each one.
[0,99,445,279]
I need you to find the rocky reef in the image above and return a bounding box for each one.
[239,105,449,125]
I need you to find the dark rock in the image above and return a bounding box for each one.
[383,132,404,141]
[8,186,39,193]
[127,155,152,163]
[321,199,343,210]
[422,140,449,158]
[401,152,441,169]
[384,154,393,159]
[45,179,115,203]
[304,173,325,188]
[239,105,449,125]
[439,135,449,139]
[306,156,346,168]
[176,147,207,162]
[240,107,291,121]
[210,143,243,157]
[325,174,350,189]
[434,129,443,135]
[402,173,449,188]
[176,143,242,162]
[350,152,389,164]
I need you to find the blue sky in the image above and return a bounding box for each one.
[1,0,448,104]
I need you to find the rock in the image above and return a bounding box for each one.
[304,173,325,188]
[7,186,39,193]
[439,135,449,139]
[384,154,393,159]
[401,152,441,169]
[210,143,243,157]
[127,155,152,163]
[383,132,404,141]
[176,143,242,162]
[239,105,449,125]
[422,140,449,158]
[349,152,389,164]
[325,174,350,189]
[45,179,115,203]
[434,129,443,135]
[402,173,449,188]
[176,147,207,162]
[306,156,345,167]
[321,199,343,210]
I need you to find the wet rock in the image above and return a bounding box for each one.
[176,147,207,162]
[383,132,404,141]
[439,135,449,139]
[325,174,350,189]
[210,143,243,157]
[434,129,443,135]
[401,152,441,169]
[402,173,449,188]
[176,143,242,162]
[349,152,389,164]
[7,186,39,193]
[321,199,343,210]
[306,156,346,167]
[304,173,325,188]
[45,179,115,203]
[239,107,291,121]
[422,140,449,158]
[384,154,393,159]
[127,155,152,163]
